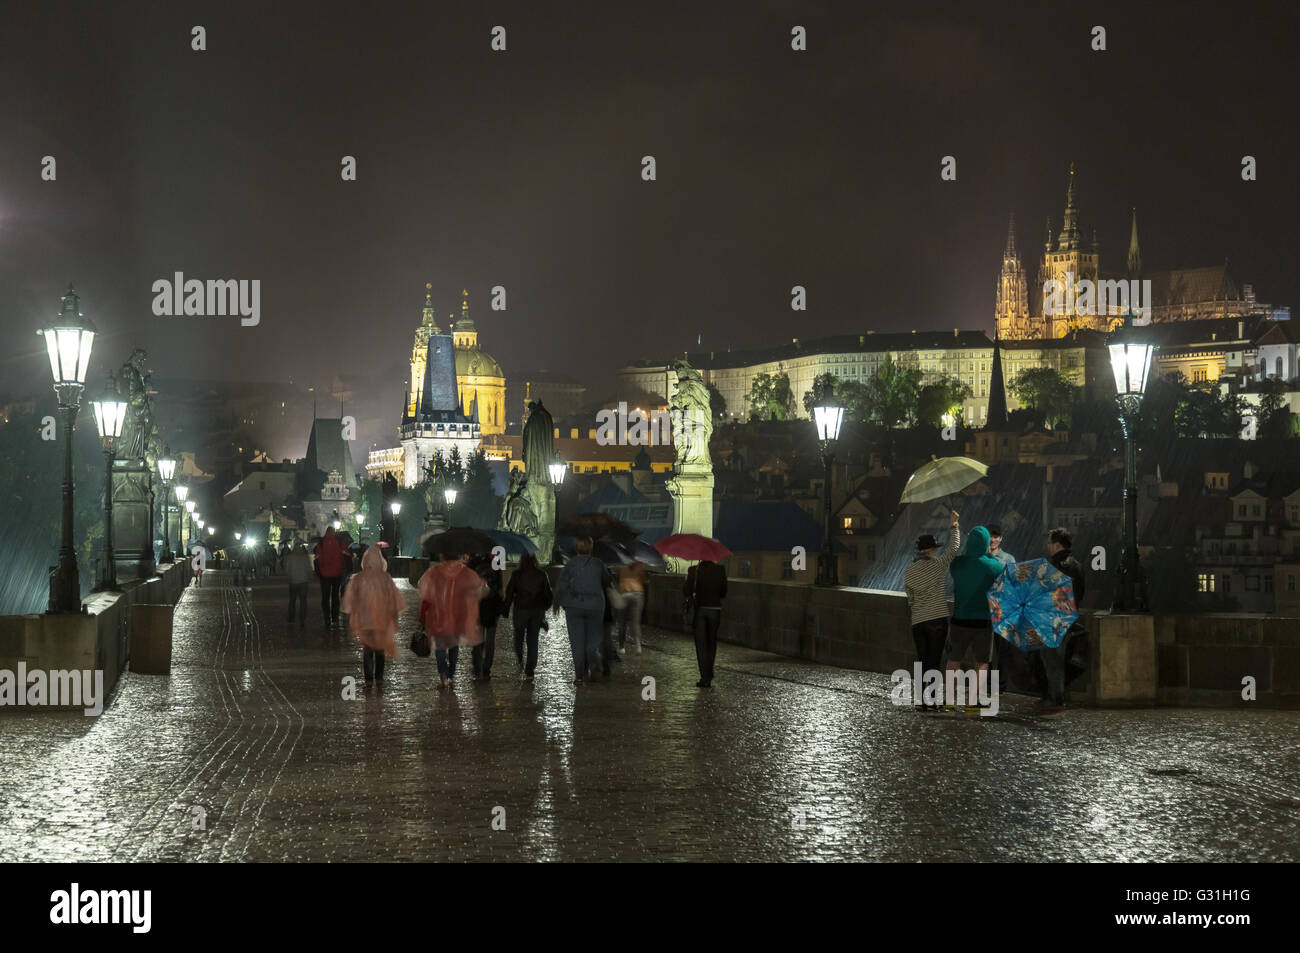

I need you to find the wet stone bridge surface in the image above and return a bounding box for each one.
[1,571,1298,862]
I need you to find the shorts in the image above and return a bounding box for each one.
[945,618,992,666]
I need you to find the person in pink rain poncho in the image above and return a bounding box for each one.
[340,545,405,690]
[417,552,488,689]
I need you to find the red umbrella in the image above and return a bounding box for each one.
[653,533,731,561]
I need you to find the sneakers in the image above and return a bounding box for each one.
[696,679,712,688]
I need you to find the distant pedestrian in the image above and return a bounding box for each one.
[685,558,728,688]
[341,545,404,690]
[315,527,346,628]
[987,524,1016,568]
[616,560,648,654]
[470,553,504,681]
[285,541,312,628]
[503,554,552,681]
[903,511,961,711]
[1039,527,1086,712]
[417,552,488,689]
[946,525,1005,711]
[553,538,611,684]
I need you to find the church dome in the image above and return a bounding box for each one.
[456,346,504,380]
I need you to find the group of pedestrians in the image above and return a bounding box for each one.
[904,512,1087,714]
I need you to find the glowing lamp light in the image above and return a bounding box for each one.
[813,404,845,442]
[390,501,402,516]
[1108,340,1154,398]
[549,456,567,485]
[39,286,97,386]
[90,392,129,443]
[175,484,189,503]
[185,500,196,514]
[332,519,341,529]
[444,488,458,505]
[157,452,177,483]
[235,531,242,540]
[356,513,366,527]
[207,526,214,535]
[195,518,205,530]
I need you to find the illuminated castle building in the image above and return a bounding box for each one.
[994,165,1284,341]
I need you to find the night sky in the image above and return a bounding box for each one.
[2,1,1297,429]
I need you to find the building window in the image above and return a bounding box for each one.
[1193,369,1208,382]
[739,559,752,579]
[1197,573,1215,593]
[1252,504,1261,517]
[1223,575,1232,593]
[1264,575,1273,593]
[842,517,853,529]
[780,560,794,580]
[867,544,877,561]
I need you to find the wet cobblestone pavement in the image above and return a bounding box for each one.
[2,571,1298,862]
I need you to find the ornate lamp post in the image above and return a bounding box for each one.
[40,284,97,612]
[356,511,366,543]
[813,403,845,587]
[390,500,402,555]
[89,380,128,592]
[1108,321,1155,612]
[175,484,189,554]
[444,486,457,512]
[549,454,567,487]
[156,446,177,564]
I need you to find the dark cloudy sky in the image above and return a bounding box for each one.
[2,0,1297,410]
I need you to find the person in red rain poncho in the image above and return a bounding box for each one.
[314,526,346,628]
[340,545,404,690]
[417,552,488,689]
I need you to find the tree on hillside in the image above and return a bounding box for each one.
[1256,377,1292,440]
[916,375,972,429]
[1009,367,1074,428]
[747,372,794,421]
[707,383,728,421]
[864,355,923,428]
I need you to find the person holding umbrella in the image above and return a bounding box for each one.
[946,525,1005,711]
[903,511,961,711]
[685,557,728,688]
[1040,528,1086,711]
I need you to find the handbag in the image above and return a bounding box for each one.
[606,586,627,611]
[410,630,431,657]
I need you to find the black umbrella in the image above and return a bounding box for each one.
[423,526,494,558]
[555,512,639,544]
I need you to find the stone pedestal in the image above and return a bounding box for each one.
[524,482,556,564]
[668,467,714,538]
[1088,612,1157,706]
[111,461,156,582]
[130,603,173,675]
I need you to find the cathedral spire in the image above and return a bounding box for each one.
[1004,213,1017,259]
[1127,207,1142,279]
[986,326,1008,429]
[421,282,441,333]
[1058,163,1081,250]
[1044,217,1053,252]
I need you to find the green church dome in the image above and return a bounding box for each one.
[456,346,504,380]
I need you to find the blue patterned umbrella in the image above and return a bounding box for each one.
[987,558,1078,650]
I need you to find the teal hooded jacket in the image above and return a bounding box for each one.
[948,525,1006,621]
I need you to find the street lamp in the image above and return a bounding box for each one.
[175,483,189,554]
[40,284,97,612]
[390,500,402,555]
[184,499,196,553]
[1108,321,1155,612]
[813,403,845,586]
[549,455,567,486]
[157,446,176,564]
[89,379,128,592]
[444,487,458,506]
[356,511,366,542]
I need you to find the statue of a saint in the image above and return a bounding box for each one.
[669,359,712,470]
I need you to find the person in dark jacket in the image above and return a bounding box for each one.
[314,527,346,628]
[470,553,504,681]
[504,554,552,680]
[946,525,1005,709]
[1040,527,1086,711]
[685,559,727,688]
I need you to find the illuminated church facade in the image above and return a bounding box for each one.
[368,285,506,486]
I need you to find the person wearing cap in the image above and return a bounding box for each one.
[986,524,1016,569]
[903,510,961,710]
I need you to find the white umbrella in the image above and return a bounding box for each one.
[900,456,989,504]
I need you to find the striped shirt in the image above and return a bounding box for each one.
[903,527,960,625]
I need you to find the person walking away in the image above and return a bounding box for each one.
[1040,527,1086,712]
[418,552,488,689]
[985,523,1016,691]
[340,545,404,690]
[616,560,648,654]
[903,511,961,711]
[685,558,728,688]
[285,541,312,628]
[503,554,551,681]
[471,553,504,681]
[553,537,609,684]
[315,527,346,628]
[946,525,1004,712]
